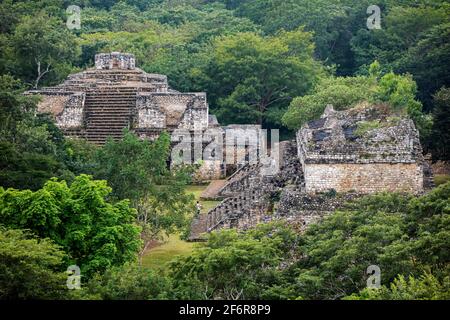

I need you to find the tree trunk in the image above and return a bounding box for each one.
[34,60,51,89]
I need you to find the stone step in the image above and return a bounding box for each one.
[85,97,136,100]
[86,100,135,103]
[86,110,133,113]
[86,93,136,95]
[85,100,135,103]
[86,97,136,100]
[86,91,137,94]
[188,213,208,242]
[86,115,131,118]
[87,91,138,94]
[87,123,128,127]
[87,127,129,130]
[86,133,125,137]
[85,102,135,106]
[86,134,125,138]
[86,117,131,121]
[85,130,125,133]
[87,87,138,90]
[86,116,131,120]
[85,105,134,108]
[85,108,132,111]
[86,118,131,121]
[200,180,228,201]
[87,119,129,123]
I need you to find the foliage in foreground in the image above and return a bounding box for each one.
[346,273,450,300]
[0,175,142,277]
[79,263,171,300]
[0,228,67,299]
[1,182,448,300]
[167,182,450,300]
[169,222,299,300]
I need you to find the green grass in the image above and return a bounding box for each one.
[184,184,220,213]
[434,174,450,186]
[354,120,381,136]
[184,185,207,200]
[141,184,218,270]
[141,234,195,270]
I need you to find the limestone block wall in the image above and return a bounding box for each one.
[95,52,135,70]
[303,162,424,194]
[37,94,70,116]
[206,187,270,231]
[136,93,208,130]
[35,92,85,129]
[193,160,223,181]
[137,107,166,128]
[56,93,85,128]
[179,107,209,131]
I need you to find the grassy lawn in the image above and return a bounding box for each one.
[185,184,221,214]
[141,184,219,270]
[141,234,195,270]
[434,174,450,186]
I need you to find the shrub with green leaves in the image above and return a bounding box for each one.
[0,175,142,277]
[0,228,67,299]
[169,222,299,300]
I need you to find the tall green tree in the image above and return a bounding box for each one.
[198,28,323,127]
[351,3,449,108]
[282,63,431,140]
[0,75,72,190]
[430,87,450,160]
[95,131,195,256]
[0,175,142,277]
[9,12,80,88]
[0,228,67,300]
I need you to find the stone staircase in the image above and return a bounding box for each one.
[188,140,306,240]
[84,86,137,144]
[216,163,260,198]
[188,213,209,242]
[200,180,227,200]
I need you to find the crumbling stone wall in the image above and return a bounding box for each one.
[95,52,136,70]
[191,104,429,240]
[56,93,85,128]
[194,160,223,181]
[304,162,423,194]
[206,182,272,232]
[136,93,208,130]
[36,94,69,116]
[297,105,426,194]
[33,91,85,129]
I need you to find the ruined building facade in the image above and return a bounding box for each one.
[26,52,430,239]
[28,52,221,179]
[29,52,210,141]
[297,105,425,194]
[189,104,431,240]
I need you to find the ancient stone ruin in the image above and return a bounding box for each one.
[27,52,227,179]
[189,104,432,241]
[26,52,431,240]
[27,52,209,143]
[298,104,425,194]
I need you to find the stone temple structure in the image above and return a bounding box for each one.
[297,104,425,194]
[26,52,431,240]
[28,52,210,144]
[189,104,432,240]
[27,52,225,179]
